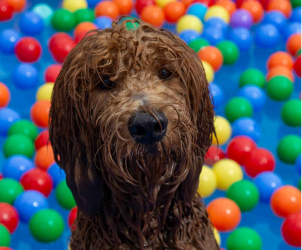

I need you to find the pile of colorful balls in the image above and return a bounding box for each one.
[0,0,301,249]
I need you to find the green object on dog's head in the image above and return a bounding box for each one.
[120,17,140,31]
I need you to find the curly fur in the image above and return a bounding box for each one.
[49,18,218,250]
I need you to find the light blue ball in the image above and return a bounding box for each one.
[209,83,224,108]
[13,64,38,90]
[187,3,208,21]
[238,85,266,112]
[2,155,34,181]
[0,29,20,54]
[232,117,261,142]
[296,154,301,175]
[179,29,200,44]
[228,27,253,51]
[255,24,280,48]
[0,108,20,137]
[202,27,224,45]
[94,16,113,30]
[32,4,54,26]
[262,11,287,31]
[19,11,44,36]
[47,163,66,187]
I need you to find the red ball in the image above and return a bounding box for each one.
[244,148,276,177]
[0,203,19,234]
[44,64,62,83]
[194,0,214,6]
[294,55,301,78]
[0,0,14,21]
[281,212,301,247]
[0,248,13,250]
[204,146,225,166]
[226,136,257,166]
[20,168,53,197]
[14,37,42,63]
[34,130,50,151]
[49,33,75,63]
[68,206,78,230]
[135,0,155,14]
[0,173,3,180]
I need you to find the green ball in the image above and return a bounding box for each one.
[8,119,38,141]
[51,8,75,32]
[189,38,210,53]
[0,224,10,247]
[281,99,301,127]
[266,76,293,101]
[296,48,301,57]
[217,40,239,65]
[121,17,140,31]
[0,178,24,204]
[225,97,254,122]
[74,8,95,25]
[239,69,265,88]
[55,180,76,209]
[227,227,262,250]
[291,0,301,8]
[298,178,301,190]
[227,180,259,212]
[3,134,35,158]
[277,135,301,164]
[29,209,64,243]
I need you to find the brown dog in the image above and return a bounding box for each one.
[49,18,219,250]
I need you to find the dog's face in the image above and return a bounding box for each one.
[49,19,214,216]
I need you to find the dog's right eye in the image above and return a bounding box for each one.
[100,75,115,89]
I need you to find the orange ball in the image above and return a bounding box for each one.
[182,0,194,7]
[35,145,55,171]
[216,0,236,15]
[207,197,241,232]
[286,33,301,56]
[0,82,10,108]
[270,185,301,218]
[30,100,51,128]
[267,0,292,18]
[164,1,186,23]
[241,0,264,23]
[74,22,97,38]
[113,0,133,14]
[198,46,224,72]
[6,0,26,12]
[267,51,294,70]
[266,66,295,82]
[95,1,120,20]
[141,5,165,27]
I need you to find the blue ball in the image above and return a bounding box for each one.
[0,29,21,54]
[209,83,224,108]
[255,24,280,48]
[238,85,266,112]
[14,190,48,223]
[283,22,301,40]
[179,30,200,44]
[202,27,224,45]
[254,172,283,203]
[13,63,38,90]
[228,27,253,51]
[204,18,228,35]
[262,11,287,31]
[232,117,261,142]
[87,0,101,8]
[47,163,66,187]
[296,154,301,175]
[2,155,34,181]
[290,7,301,23]
[0,108,20,137]
[19,11,44,36]
[94,16,113,30]
[187,3,208,21]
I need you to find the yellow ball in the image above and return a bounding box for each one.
[62,0,87,12]
[176,15,203,34]
[204,5,230,24]
[155,0,175,8]
[198,165,217,198]
[213,159,243,191]
[36,83,54,101]
[201,60,214,83]
[212,116,231,145]
[213,227,221,246]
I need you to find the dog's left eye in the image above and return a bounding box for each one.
[100,75,115,89]
[158,68,173,80]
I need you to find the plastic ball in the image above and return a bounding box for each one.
[201,60,215,82]
[241,0,264,23]
[207,197,241,232]
[51,9,75,32]
[267,51,294,70]
[230,9,253,29]
[281,212,301,247]
[3,134,35,158]
[2,155,34,181]
[213,159,243,190]
[205,145,225,165]
[56,180,76,209]
[270,185,301,218]
[94,16,113,29]
[295,154,301,175]
[204,17,228,35]
[135,0,155,14]
[0,0,14,21]
[45,64,62,83]
[47,163,66,187]
[189,38,210,52]
[238,85,266,112]
[19,11,44,36]
[204,5,230,23]
[255,24,280,47]
[217,41,239,65]
[113,0,133,14]
[6,0,26,12]
[176,14,203,33]
[239,68,265,88]
[283,22,301,40]
[0,203,19,233]
[202,27,224,45]
[35,145,55,171]
[194,0,214,7]
[34,130,50,150]
[263,11,287,31]
[225,97,253,123]
[0,178,24,204]
[74,22,97,41]
[228,27,253,51]
[290,6,301,22]
[267,65,294,82]
[0,29,20,54]
[0,224,10,247]
[141,5,165,27]
[163,1,186,23]
[212,116,232,145]
[74,8,94,25]
[232,118,261,142]
[227,227,262,250]
[179,30,200,44]
[95,1,119,20]
[0,83,10,108]
[198,46,223,71]
[49,32,75,63]
[213,227,221,246]
[294,55,301,77]
[13,63,38,90]
[226,136,257,165]
[244,148,275,178]
[68,206,78,229]
[286,33,301,56]
[254,172,283,203]
[268,0,292,18]
[291,0,301,8]
[198,165,217,197]
[29,209,64,242]
[0,108,20,136]
[187,3,208,21]
[209,83,225,107]
[281,99,301,127]
[32,4,54,26]
[36,83,54,102]
[266,76,293,101]
[62,0,87,12]
[30,100,51,128]
[216,0,236,15]
[277,135,301,164]
[154,0,174,8]
[8,119,38,141]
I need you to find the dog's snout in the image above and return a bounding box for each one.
[128,111,168,144]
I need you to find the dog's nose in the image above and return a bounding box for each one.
[128,111,168,144]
